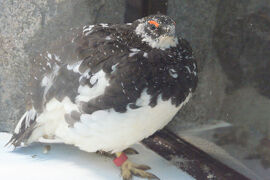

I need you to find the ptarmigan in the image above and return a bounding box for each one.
[7,14,198,180]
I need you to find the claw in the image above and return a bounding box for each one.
[120,159,159,180]
[131,167,159,179]
[134,164,151,170]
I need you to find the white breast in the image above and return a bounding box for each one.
[54,90,192,153]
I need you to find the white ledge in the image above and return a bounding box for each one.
[0,133,194,180]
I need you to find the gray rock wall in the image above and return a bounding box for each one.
[167,0,270,178]
[166,0,270,141]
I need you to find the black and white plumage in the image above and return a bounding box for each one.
[8,15,198,154]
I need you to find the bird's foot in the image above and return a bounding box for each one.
[97,148,138,158]
[120,159,159,180]
[115,152,159,180]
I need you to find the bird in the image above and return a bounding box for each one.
[7,14,198,180]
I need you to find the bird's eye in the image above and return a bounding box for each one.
[148,20,159,30]
[150,24,156,30]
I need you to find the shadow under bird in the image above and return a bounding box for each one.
[7,14,198,180]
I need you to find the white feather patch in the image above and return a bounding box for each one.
[105,36,111,40]
[111,63,119,73]
[67,60,83,74]
[143,52,148,58]
[169,68,178,78]
[41,64,60,102]
[76,70,109,103]
[99,23,108,28]
[83,25,95,36]
[129,48,141,57]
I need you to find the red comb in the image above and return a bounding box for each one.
[148,20,160,28]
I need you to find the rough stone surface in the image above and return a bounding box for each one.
[0,0,125,132]
[212,2,270,175]
[167,0,270,140]
[211,0,270,139]
[167,0,270,178]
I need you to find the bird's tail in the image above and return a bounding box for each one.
[6,108,38,148]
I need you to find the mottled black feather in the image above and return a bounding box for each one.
[73,22,197,114]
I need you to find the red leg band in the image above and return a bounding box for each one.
[113,152,128,167]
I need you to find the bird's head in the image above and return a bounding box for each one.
[134,14,178,50]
